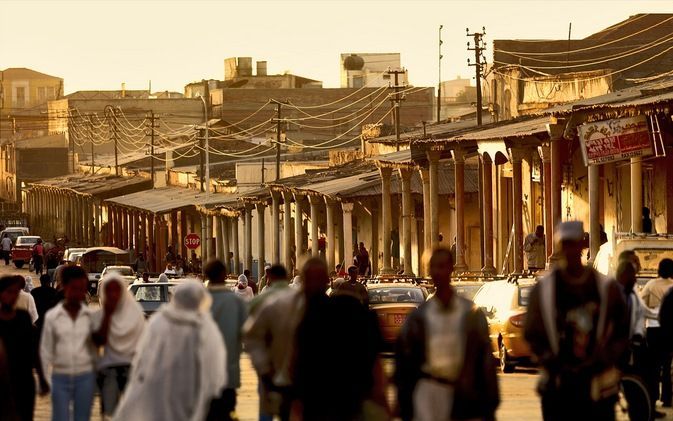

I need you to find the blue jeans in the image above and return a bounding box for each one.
[51,372,95,421]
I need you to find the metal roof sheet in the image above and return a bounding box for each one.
[105,186,238,214]
[29,174,152,199]
[370,116,493,145]
[414,116,550,145]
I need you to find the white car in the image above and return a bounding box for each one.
[64,247,88,262]
[100,265,137,286]
[0,227,29,244]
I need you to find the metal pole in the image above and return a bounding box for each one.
[276,101,281,181]
[437,25,443,124]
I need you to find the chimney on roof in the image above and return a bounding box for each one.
[257,61,267,77]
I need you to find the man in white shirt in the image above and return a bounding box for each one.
[524,225,546,271]
[1,233,12,265]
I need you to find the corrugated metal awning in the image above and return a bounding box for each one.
[29,174,152,200]
[105,187,239,214]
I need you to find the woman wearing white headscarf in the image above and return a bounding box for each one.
[23,276,34,293]
[113,281,226,421]
[233,274,254,301]
[290,275,303,290]
[92,273,146,417]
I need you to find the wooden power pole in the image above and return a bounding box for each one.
[467,27,487,126]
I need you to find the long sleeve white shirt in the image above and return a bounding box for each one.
[16,290,38,324]
[40,303,97,378]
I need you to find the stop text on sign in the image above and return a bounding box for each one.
[184,233,201,249]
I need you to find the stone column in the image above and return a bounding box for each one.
[256,203,266,280]
[510,147,525,273]
[481,154,496,275]
[309,195,320,257]
[140,213,147,257]
[222,216,231,274]
[200,213,208,264]
[399,168,415,276]
[631,157,643,232]
[539,144,553,263]
[215,215,223,260]
[283,191,294,270]
[379,167,394,275]
[180,211,188,258]
[370,202,379,275]
[294,194,304,265]
[452,148,467,272]
[589,164,601,263]
[549,127,563,256]
[232,215,241,274]
[147,213,155,272]
[271,192,281,264]
[420,168,431,259]
[325,199,336,271]
[427,151,440,248]
[342,202,354,269]
[244,205,253,271]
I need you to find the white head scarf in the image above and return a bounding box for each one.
[99,273,146,359]
[290,275,302,289]
[158,273,169,283]
[113,281,226,421]
[237,274,248,287]
[23,276,34,293]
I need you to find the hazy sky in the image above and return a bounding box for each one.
[1,0,671,94]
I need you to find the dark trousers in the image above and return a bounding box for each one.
[647,327,673,404]
[541,393,615,421]
[2,250,9,265]
[207,388,237,421]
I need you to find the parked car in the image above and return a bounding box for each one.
[367,283,429,346]
[128,282,179,316]
[11,235,41,269]
[79,247,129,295]
[64,247,88,263]
[594,234,673,290]
[0,227,29,245]
[99,265,137,290]
[472,278,536,373]
[452,280,485,301]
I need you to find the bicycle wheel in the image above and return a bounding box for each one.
[620,374,652,421]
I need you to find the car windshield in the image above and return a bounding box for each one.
[109,267,134,276]
[368,287,425,304]
[634,248,673,272]
[133,285,162,302]
[519,286,533,307]
[16,237,39,246]
[454,284,483,300]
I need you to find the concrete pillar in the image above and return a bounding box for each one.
[147,213,155,272]
[427,151,440,248]
[200,213,208,263]
[232,215,240,274]
[283,192,293,270]
[222,216,231,274]
[140,212,147,256]
[631,157,643,233]
[550,131,563,255]
[179,211,188,258]
[294,194,304,265]
[106,206,113,246]
[452,149,467,272]
[399,168,415,276]
[170,211,178,252]
[481,154,496,275]
[325,199,336,271]
[256,203,266,280]
[589,164,601,263]
[510,147,525,273]
[539,144,553,263]
[271,192,281,264]
[379,167,394,275]
[309,195,320,257]
[244,205,253,271]
[420,168,431,260]
[370,202,379,275]
[215,215,223,260]
[342,202,354,269]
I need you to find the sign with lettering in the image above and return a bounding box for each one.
[578,115,653,165]
[184,233,201,250]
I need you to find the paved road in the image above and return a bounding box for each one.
[6,263,670,420]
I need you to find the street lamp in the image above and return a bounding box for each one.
[197,95,210,263]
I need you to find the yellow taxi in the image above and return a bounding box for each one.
[366,283,429,345]
[472,278,536,373]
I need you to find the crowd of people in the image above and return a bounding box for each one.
[4,220,673,420]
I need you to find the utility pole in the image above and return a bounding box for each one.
[270,99,286,181]
[386,68,406,151]
[467,27,487,126]
[105,105,120,175]
[437,25,443,124]
[68,109,75,172]
[199,128,205,192]
[146,111,159,187]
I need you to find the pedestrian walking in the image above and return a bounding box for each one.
[245,260,322,421]
[40,265,98,421]
[524,225,546,271]
[15,277,38,325]
[233,274,254,301]
[1,233,12,265]
[250,264,289,315]
[356,242,371,277]
[641,258,673,407]
[205,260,247,421]
[91,273,145,418]
[395,248,499,421]
[23,276,34,293]
[0,276,49,421]
[114,282,226,421]
[331,265,368,306]
[32,239,45,276]
[524,221,629,421]
[31,275,59,334]
[292,259,388,420]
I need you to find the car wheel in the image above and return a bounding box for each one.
[499,340,515,373]
[14,261,24,269]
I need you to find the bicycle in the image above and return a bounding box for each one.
[617,374,652,421]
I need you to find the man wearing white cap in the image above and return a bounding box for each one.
[524,221,629,421]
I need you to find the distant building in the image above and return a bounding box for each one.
[340,53,408,88]
[490,13,673,120]
[438,77,478,121]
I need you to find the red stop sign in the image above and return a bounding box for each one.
[184,233,201,249]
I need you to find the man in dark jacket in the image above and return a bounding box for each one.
[395,247,499,421]
[524,221,629,421]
